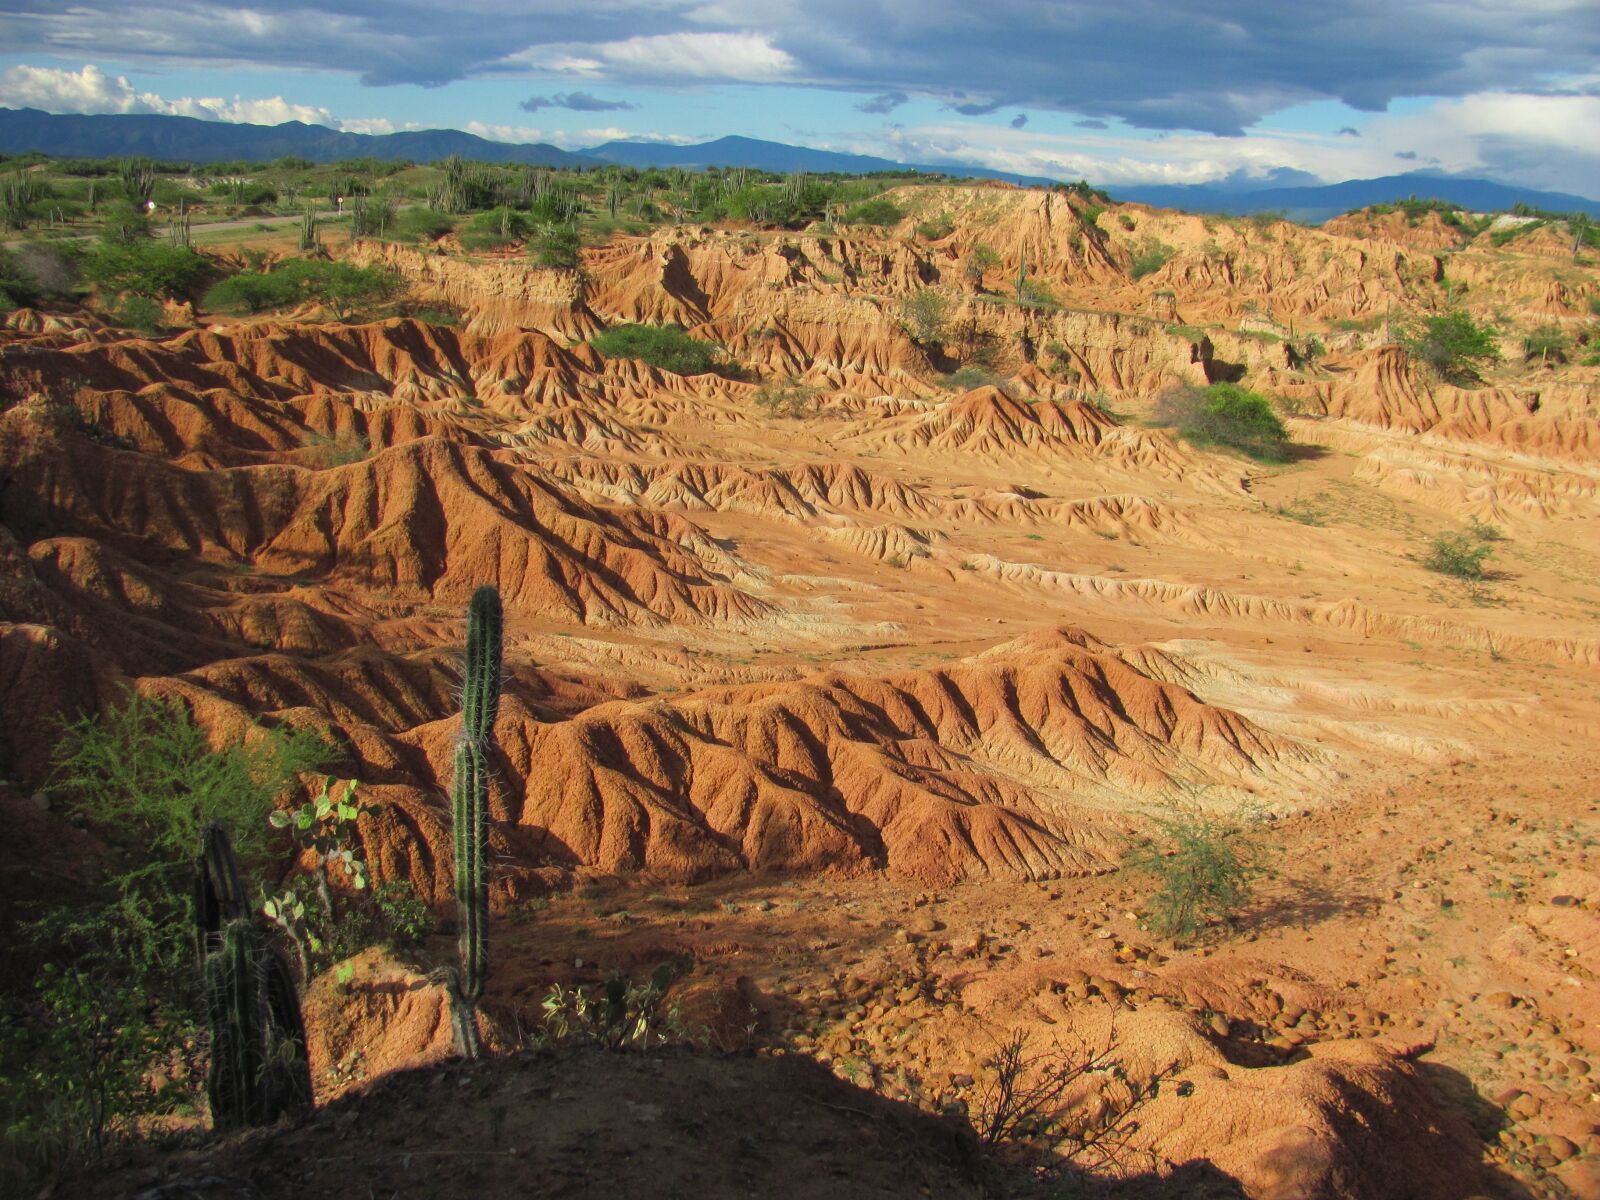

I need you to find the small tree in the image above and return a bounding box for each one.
[1522,324,1571,365]
[1125,806,1274,941]
[900,288,952,345]
[1398,310,1500,384]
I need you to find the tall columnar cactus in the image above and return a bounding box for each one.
[195,824,312,1131]
[451,585,502,1058]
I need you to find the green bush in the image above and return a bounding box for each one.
[0,248,38,310]
[1422,532,1494,580]
[1522,324,1571,364]
[1125,807,1274,940]
[1398,310,1501,384]
[106,295,167,335]
[531,223,582,269]
[1155,382,1293,462]
[80,240,210,300]
[916,213,955,241]
[900,288,952,345]
[203,270,299,315]
[591,323,722,375]
[1128,236,1177,280]
[0,695,334,1189]
[205,260,400,321]
[393,208,455,243]
[458,208,530,252]
[842,197,904,227]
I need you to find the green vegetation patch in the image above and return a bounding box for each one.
[590,323,723,375]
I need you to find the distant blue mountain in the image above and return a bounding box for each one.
[1109,173,1600,222]
[2,109,1592,222]
[0,107,589,167]
[582,134,1050,185]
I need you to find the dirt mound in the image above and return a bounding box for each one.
[2,412,766,627]
[368,627,1323,894]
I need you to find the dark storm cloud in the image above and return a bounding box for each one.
[1010,112,1028,128]
[520,90,635,112]
[2,0,1595,134]
[854,91,908,113]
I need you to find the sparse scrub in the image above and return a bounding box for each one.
[530,222,582,269]
[972,1026,1175,1178]
[591,323,723,375]
[1125,806,1275,941]
[1154,382,1293,462]
[1521,324,1571,365]
[535,957,694,1050]
[941,366,1009,393]
[915,213,955,241]
[301,429,371,467]
[754,376,820,418]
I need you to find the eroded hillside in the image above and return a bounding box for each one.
[3,182,1598,1198]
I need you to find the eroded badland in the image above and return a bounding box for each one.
[3,184,1598,1198]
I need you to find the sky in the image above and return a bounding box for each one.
[0,1,1596,197]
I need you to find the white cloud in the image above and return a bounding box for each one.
[511,32,797,83]
[842,88,1600,195]
[0,62,336,126]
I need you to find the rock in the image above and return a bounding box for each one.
[1546,1135,1579,1162]
[1507,1092,1542,1122]
[1481,991,1519,1009]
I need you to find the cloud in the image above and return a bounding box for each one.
[1395,150,1419,160]
[1338,126,1361,136]
[948,99,1002,116]
[519,90,635,113]
[834,85,1600,195]
[4,1,1596,139]
[511,32,796,84]
[1010,113,1028,129]
[0,63,337,126]
[1074,118,1109,130]
[855,91,908,114]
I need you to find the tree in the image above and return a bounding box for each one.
[900,288,952,345]
[1397,310,1501,384]
[1125,806,1274,940]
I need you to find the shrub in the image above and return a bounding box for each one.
[940,366,1008,393]
[1,695,334,1188]
[753,377,820,418]
[1522,324,1571,364]
[275,259,402,320]
[80,241,210,300]
[302,430,371,467]
[842,197,904,227]
[1155,382,1293,462]
[916,213,955,241]
[459,208,530,252]
[1397,310,1500,384]
[0,248,38,310]
[1128,236,1176,280]
[966,243,1001,285]
[1125,807,1274,940]
[393,207,455,243]
[591,323,722,375]
[1422,532,1494,580]
[203,270,299,315]
[900,288,952,345]
[530,222,582,269]
[106,295,168,335]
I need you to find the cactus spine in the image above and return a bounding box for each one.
[195,824,312,1131]
[451,585,502,1058]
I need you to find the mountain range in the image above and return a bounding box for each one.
[2,107,1595,221]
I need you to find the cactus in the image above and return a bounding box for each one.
[205,919,267,1131]
[195,825,313,1131]
[450,585,502,1058]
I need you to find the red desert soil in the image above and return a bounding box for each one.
[2,184,1597,1198]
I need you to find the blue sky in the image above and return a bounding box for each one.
[0,0,1596,196]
